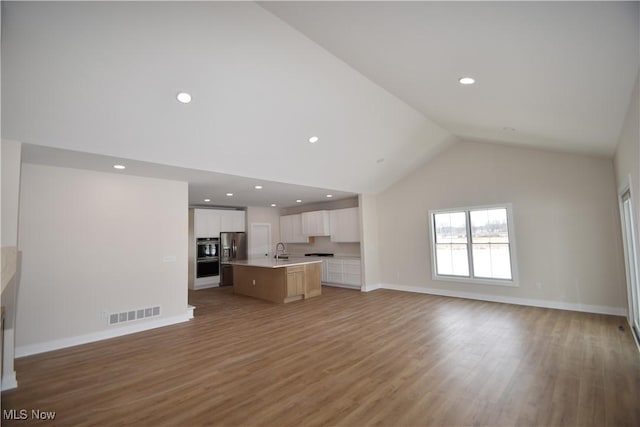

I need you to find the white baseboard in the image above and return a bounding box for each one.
[15,310,192,358]
[361,283,381,292]
[187,305,195,319]
[192,283,219,290]
[380,283,627,316]
[322,282,361,290]
[1,370,17,391]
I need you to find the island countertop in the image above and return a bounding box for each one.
[225,258,323,269]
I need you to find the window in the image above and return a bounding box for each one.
[429,204,517,285]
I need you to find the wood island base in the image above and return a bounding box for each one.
[232,262,322,304]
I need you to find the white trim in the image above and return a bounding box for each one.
[361,283,381,292]
[322,282,361,290]
[428,203,519,286]
[618,175,640,331]
[629,318,640,353]
[15,310,192,358]
[379,283,627,316]
[187,305,195,320]
[192,282,219,290]
[1,371,18,391]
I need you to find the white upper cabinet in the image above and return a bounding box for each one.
[194,209,221,238]
[279,214,309,243]
[220,210,246,232]
[330,207,360,242]
[194,209,245,238]
[301,210,331,236]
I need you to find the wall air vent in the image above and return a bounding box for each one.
[108,305,161,325]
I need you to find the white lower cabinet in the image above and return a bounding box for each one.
[322,258,361,288]
[341,259,362,286]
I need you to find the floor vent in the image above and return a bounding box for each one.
[108,305,161,325]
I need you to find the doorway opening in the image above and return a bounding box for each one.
[620,185,640,348]
[250,223,272,260]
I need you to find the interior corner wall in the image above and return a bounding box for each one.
[613,71,640,316]
[16,163,189,355]
[376,140,627,314]
[614,72,639,245]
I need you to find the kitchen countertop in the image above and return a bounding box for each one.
[226,258,323,269]
[287,254,361,259]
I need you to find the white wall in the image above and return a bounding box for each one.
[1,140,22,247]
[374,140,627,314]
[1,139,22,390]
[613,71,640,317]
[359,194,381,291]
[16,164,189,355]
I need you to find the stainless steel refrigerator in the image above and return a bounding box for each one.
[219,232,247,286]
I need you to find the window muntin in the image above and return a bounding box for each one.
[431,205,516,285]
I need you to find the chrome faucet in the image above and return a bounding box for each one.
[275,242,286,260]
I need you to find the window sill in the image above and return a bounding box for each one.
[433,274,519,287]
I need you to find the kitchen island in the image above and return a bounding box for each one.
[228,258,322,303]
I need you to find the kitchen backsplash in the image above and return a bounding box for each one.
[285,236,361,257]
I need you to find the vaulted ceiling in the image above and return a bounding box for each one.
[2,2,638,207]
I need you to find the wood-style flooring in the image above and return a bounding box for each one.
[2,286,640,426]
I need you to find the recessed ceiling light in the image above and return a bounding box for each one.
[204,198,211,202]
[326,194,333,198]
[113,164,126,170]
[176,92,192,103]
[296,199,302,203]
[458,77,475,85]
[226,193,233,197]
[254,185,263,190]
[309,136,319,143]
[271,203,277,207]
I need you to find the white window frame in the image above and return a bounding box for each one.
[428,203,519,287]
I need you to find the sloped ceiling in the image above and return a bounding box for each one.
[1,1,452,201]
[2,2,639,206]
[262,1,639,156]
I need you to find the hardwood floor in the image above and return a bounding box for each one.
[2,286,639,426]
